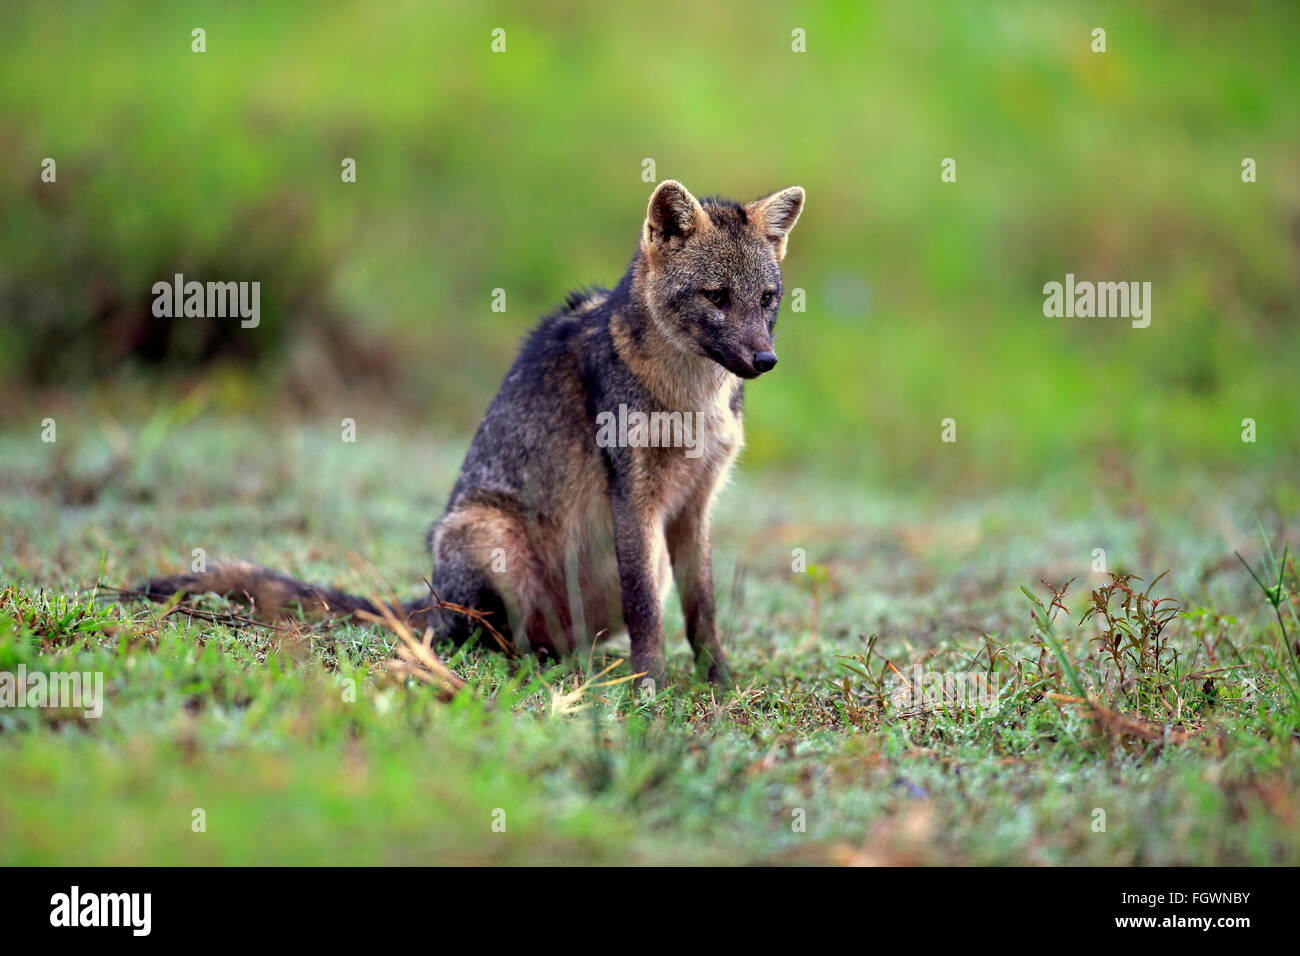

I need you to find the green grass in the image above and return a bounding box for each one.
[2,418,1297,864]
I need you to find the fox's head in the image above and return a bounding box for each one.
[638,180,804,379]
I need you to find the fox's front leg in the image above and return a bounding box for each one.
[609,488,666,690]
[667,492,733,687]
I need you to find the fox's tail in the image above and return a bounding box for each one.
[138,559,432,626]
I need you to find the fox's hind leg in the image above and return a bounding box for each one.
[416,552,510,648]
[429,503,571,656]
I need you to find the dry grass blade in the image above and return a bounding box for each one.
[1048,691,1199,744]
[551,658,642,717]
[359,594,466,699]
[1083,694,1197,744]
[413,578,514,655]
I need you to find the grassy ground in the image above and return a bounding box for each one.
[3,2,1298,867]
[2,414,1297,865]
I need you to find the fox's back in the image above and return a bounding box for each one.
[445,289,615,516]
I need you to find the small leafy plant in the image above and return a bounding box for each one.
[1236,535,1300,709]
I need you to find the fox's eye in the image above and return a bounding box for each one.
[701,289,729,308]
[760,290,776,308]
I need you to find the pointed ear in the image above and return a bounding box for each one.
[643,180,707,252]
[746,186,805,260]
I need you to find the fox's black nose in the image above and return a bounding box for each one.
[753,351,778,373]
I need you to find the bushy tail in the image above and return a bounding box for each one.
[138,559,430,625]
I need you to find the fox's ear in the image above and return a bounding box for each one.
[746,186,805,260]
[644,180,707,252]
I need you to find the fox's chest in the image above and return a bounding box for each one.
[546,395,742,643]
[633,400,743,523]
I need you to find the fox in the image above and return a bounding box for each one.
[141,179,805,688]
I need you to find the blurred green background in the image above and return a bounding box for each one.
[1,0,1297,485]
